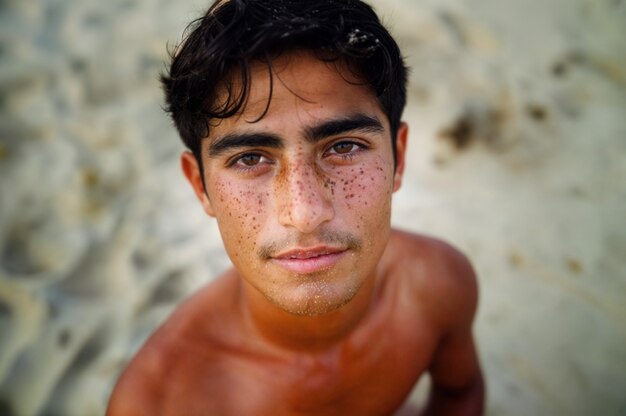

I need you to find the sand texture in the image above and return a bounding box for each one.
[0,0,624,414]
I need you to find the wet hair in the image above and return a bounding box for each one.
[161,0,408,172]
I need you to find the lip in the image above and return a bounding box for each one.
[271,246,347,274]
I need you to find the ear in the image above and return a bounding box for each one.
[181,151,215,217]
[392,122,408,192]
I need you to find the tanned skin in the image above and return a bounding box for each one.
[107,51,484,416]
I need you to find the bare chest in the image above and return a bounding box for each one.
[172,322,438,416]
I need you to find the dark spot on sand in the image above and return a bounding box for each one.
[0,300,10,319]
[552,61,568,78]
[527,104,548,122]
[432,155,447,168]
[0,143,8,161]
[59,329,71,347]
[70,57,88,73]
[508,251,523,268]
[552,51,586,78]
[439,113,474,149]
[566,258,583,274]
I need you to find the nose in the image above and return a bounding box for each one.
[277,161,334,233]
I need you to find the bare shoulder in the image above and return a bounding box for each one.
[387,229,479,327]
[106,329,173,415]
[107,270,240,415]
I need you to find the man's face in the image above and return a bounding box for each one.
[183,51,406,316]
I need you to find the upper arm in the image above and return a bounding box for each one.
[427,242,483,392]
[107,346,164,416]
[107,382,156,416]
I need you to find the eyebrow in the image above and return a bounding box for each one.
[304,114,385,144]
[207,113,384,158]
[208,133,283,157]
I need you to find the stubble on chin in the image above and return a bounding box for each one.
[265,265,364,317]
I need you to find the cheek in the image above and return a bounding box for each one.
[330,159,393,215]
[329,159,393,262]
[211,177,269,255]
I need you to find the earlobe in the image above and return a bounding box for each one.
[393,122,408,192]
[180,151,215,217]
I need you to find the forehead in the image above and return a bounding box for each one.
[208,51,388,140]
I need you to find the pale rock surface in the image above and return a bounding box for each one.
[0,0,624,415]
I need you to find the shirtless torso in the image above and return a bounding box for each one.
[108,231,483,415]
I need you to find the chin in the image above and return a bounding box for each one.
[270,277,362,317]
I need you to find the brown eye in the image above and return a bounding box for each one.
[332,142,354,154]
[239,154,261,166]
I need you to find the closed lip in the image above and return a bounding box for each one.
[271,246,347,274]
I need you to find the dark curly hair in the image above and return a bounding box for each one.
[161,0,408,174]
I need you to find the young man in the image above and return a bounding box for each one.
[108,0,485,414]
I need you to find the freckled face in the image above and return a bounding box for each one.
[196,53,403,316]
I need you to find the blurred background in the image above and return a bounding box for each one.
[0,0,624,414]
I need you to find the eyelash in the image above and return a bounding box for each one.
[226,140,368,173]
[324,140,368,160]
[227,152,272,173]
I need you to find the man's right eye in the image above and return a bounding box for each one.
[228,152,273,172]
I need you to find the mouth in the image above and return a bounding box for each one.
[271,246,347,274]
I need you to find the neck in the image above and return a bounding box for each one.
[238,271,383,353]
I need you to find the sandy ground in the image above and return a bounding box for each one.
[0,0,624,415]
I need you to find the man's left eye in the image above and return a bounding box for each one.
[332,142,355,154]
[238,154,262,166]
[328,142,362,155]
